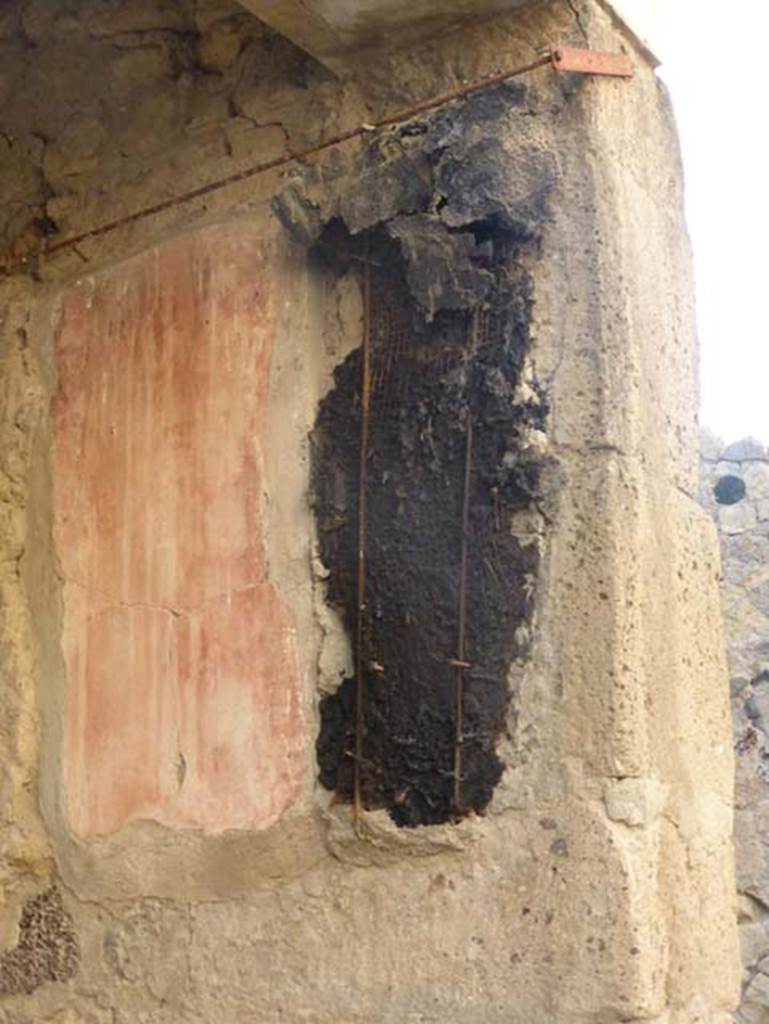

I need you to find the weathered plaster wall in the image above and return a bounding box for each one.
[702,435,769,1023]
[0,0,739,1021]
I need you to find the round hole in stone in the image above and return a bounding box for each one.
[714,475,746,506]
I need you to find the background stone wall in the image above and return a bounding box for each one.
[702,435,769,1023]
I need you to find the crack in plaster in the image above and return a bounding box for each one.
[565,0,590,43]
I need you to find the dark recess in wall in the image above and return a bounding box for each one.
[714,475,746,506]
[276,84,556,827]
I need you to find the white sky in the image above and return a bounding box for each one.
[653,2,769,444]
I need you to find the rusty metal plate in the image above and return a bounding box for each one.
[551,45,634,77]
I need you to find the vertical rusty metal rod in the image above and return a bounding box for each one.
[353,260,372,833]
[453,412,474,817]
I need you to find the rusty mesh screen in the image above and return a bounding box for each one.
[315,235,539,827]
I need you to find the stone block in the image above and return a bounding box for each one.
[719,501,757,535]
[109,45,174,88]
[740,920,769,971]
[604,777,667,828]
[745,462,769,500]
[723,438,769,462]
[197,19,244,70]
[700,428,724,463]
[741,970,769,1023]
[86,0,193,37]
[713,460,742,481]
[195,0,252,34]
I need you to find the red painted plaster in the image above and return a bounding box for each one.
[53,223,304,838]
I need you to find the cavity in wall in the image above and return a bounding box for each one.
[275,84,553,827]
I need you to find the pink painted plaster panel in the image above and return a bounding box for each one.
[53,223,304,838]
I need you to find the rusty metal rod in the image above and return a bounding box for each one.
[453,411,474,818]
[6,52,554,274]
[353,259,372,833]
[374,52,553,128]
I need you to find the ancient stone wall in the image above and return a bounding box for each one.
[0,0,739,1021]
[702,435,769,1023]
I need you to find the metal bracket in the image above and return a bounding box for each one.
[551,45,634,77]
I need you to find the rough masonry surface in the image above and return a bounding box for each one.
[702,433,769,1023]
